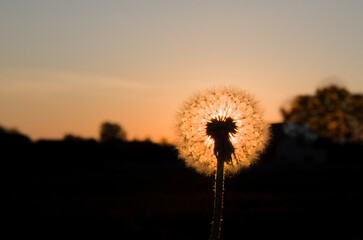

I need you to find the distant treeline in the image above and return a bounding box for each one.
[1,126,178,177]
[2,123,363,179]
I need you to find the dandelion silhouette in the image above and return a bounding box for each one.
[176,87,270,240]
[206,117,237,163]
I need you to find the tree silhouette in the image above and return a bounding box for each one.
[0,125,31,145]
[63,134,85,142]
[99,122,127,143]
[281,85,363,143]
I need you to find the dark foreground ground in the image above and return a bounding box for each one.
[8,162,363,240]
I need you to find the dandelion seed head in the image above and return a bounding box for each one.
[176,87,270,176]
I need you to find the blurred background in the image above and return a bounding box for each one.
[4,86,363,239]
[1,1,363,239]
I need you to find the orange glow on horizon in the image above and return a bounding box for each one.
[0,69,283,143]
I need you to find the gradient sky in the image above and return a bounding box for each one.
[1,0,363,142]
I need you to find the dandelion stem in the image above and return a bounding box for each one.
[210,156,225,240]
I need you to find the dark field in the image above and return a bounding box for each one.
[10,162,363,240]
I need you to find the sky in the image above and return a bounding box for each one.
[1,0,363,142]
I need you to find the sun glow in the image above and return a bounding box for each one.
[176,87,270,176]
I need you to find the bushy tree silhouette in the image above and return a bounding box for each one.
[281,85,363,143]
[99,122,127,143]
[0,125,31,145]
[63,134,85,142]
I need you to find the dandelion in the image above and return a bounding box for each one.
[176,87,270,240]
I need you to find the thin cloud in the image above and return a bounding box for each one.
[0,68,147,92]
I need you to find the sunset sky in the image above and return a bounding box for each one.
[1,1,363,142]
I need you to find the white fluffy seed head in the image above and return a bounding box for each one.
[176,87,270,176]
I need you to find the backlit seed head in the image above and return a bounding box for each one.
[176,87,270,176]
